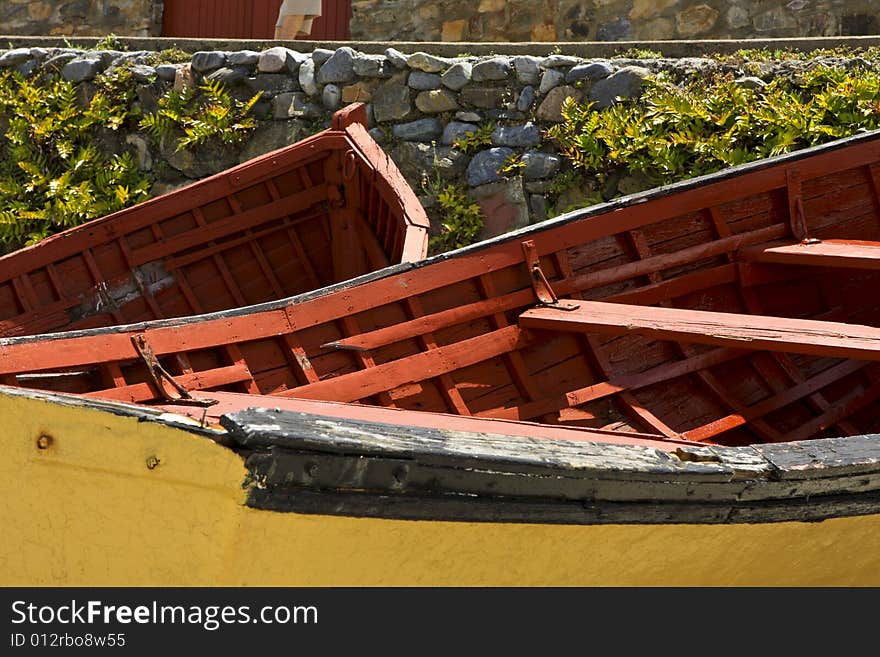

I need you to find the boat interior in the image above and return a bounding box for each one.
[2,132,880,448]
[0,104,428,338]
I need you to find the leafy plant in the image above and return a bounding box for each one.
[95,33,123,51]
[547,67,880,189]
[453,122,494,154]
[498,153,525,175]
[145,48,191,65]
[428,184,484,254]
[139,79,262,152]
[616,47,663,59]
[0,71,150,250]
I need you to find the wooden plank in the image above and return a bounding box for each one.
[520,301,880,362]
[322,288,535,352]
[83,364,252,403]
[162,210,320,271]
[782,379,880,443]
[743,239,880,270]
[129,186,329,266]
[280,326,532,403]
[159,390,679,449]
[565,224,788,295]
[683,359,870,442]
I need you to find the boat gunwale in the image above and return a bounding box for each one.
[228,405,880,525]
[3,126,880,348]
[6,385,876,526]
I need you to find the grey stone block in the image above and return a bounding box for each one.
[228,50,261,67]
[539,69,565,94]
[588,66,650,109]
[441,121,478,146]
[323,84,342,110]
[191,51,227,72]
[472,57,510,82]
[513,56,542,85]
[392,118,443,141]
[299,59,318,95]
[466,147,515,187]
[408,52,451,73]
[372,73,412,123]
[491,123,541,148]
[61,57,103,82]
[408,71,442,90]
[316,47,356,84]
[517,86,536,112]
[565,62,614,83]
[522,152,561,180]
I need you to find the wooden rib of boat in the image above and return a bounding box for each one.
[3,129,880,448]
[0,103,429,337]
[3,385,879,586]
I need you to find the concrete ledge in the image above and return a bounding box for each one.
[5,35,880,58]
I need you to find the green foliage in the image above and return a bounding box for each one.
[615,47,663,59]
[139,79,262,152]
[0,70,150,250]
[714,46,880,64]
[428,184,484,254]
[453,122,494,154]
[145,48,191,65]
[94,34,123,51]
[545,170,603,217]
[498,153,525,175]
[547,67,880,188]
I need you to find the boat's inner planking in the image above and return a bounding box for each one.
[0,104,428,338]
[3,135,880,447]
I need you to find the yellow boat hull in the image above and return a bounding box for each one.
[3,389,879,587]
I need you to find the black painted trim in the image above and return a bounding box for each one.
[223,407,880,525]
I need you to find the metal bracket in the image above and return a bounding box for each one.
[521,240,580,311]
[131,334,217,407]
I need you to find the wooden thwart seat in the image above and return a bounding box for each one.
[519,301,880,361]
[741,239,880,270]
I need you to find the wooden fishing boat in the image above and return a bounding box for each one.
[0,103,429,337]
[2,128,880,445]
[2,385,879,586]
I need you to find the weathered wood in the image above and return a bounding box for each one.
[683,360,871,442]
[283,326,532,403]
[222,407,880,524]
[521,301,880,362]
[743,239,880,270]
[221,407,734,479]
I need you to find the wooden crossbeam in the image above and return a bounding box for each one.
[520,301,880,362]
[742,239,880,270]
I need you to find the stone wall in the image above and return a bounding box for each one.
[351,1,880,42]
[0,0,162,37]
[0,43,870,241]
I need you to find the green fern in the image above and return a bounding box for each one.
[0,71,150,251]
[547,67,880,191]
[428,185,484,254]
[140,79,262,152]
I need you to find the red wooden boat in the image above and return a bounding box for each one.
[3,129,880,448]
[0,103,429,337]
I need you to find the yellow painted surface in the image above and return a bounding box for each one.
[3,392,880,587]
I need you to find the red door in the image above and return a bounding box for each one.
[162,0,351,40]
